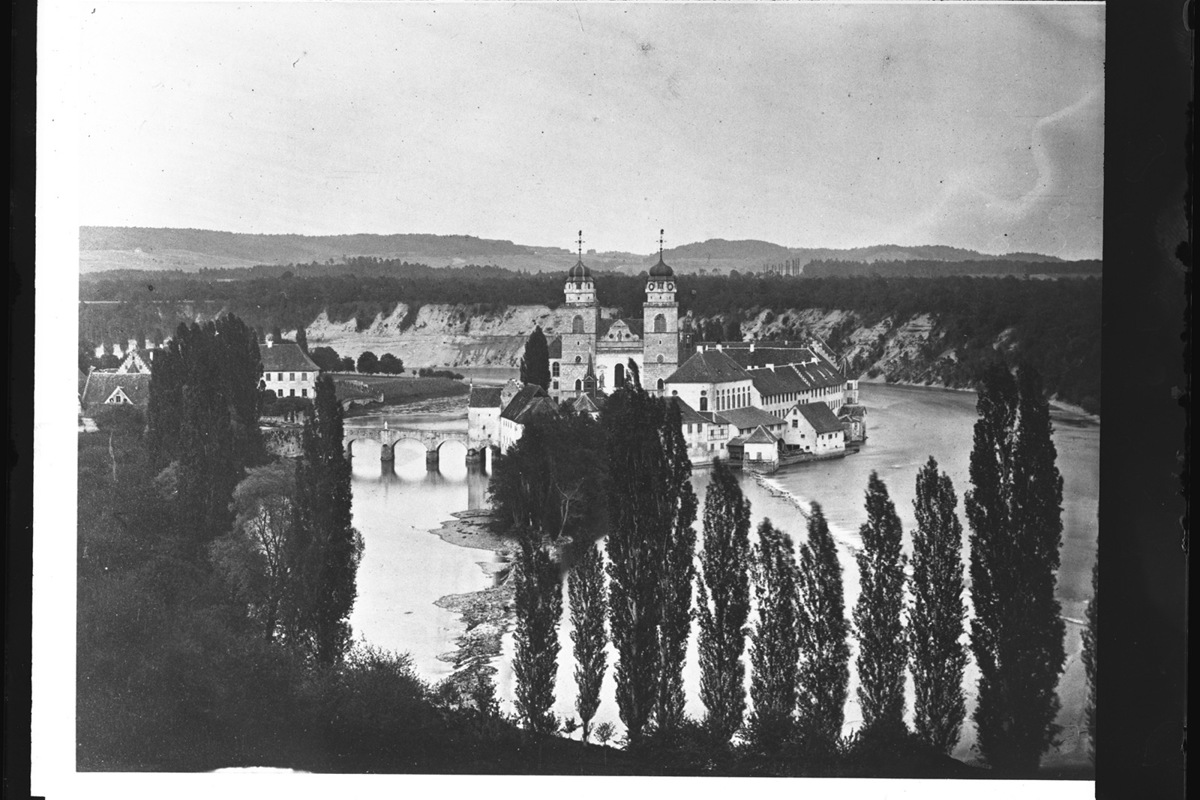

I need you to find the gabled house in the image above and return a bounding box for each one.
[261,341,320,399]
[498,384,559,453]
[785,402,846,454]
[467,385,504,449]
[80,371,153,412]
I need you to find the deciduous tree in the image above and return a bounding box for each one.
[747,519,800,753]
[568,542,607,743]
[513,537,562,735]
[286,374,363,665]
[909,457,967,755]
[796,502,850,753]
[1082,553,1097,763]
[696,457,751,744]
[357,351,379,375]
[966,362,1066,773]
[852,472,908,737]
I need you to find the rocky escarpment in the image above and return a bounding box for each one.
[300,302,620,369]
[297,302,1012,392]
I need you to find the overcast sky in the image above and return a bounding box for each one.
[77,1,1105,258]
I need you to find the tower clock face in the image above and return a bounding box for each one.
[666,283,674,291]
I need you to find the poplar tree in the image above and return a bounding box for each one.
[696,457,752,744]
[513,536,562,735]
[748,519,800,753]
[796,503,850,753]
[287,374,363,666]
[601,387,694,745]
[852,472,908,738]
[569,542,608,743]
[909,457,967,755]
[655,400,698,738]
[296,327,308,355]
[1082,554,1097,763]
[519,325,551,391]
[966,362,1066,773]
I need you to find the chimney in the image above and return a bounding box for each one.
[749,342,755,353]
[266,337,274,349]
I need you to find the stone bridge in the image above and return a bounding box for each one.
[343,423,492,469]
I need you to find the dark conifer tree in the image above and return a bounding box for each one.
[513,536,562,735]
[909,457,967,755]
[966,362,1066,773]
[796,502,850,752]
[569,542,608,743]
[654,401,697,737]
[145,324,187,466]
[748,519,801,753]
[696,457,752,744]
[271,325,283,345]
[852,472,908,737]
[287,374,363,665]
[519,325,551,390]
[724,317,741,343]
[295,326,308,354]
[1082,553,1097,763]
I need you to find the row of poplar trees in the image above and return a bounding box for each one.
[499,358,1070,775]
[146,315,362,666]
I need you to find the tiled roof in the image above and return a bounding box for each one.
[512,395,560,425]
[547,336,563,359]
[837,404,867,419]
[665,396,708,426]
[261,343,319,372]
[720,406,786,431]
[261,340,319,371]
[794,402,844,434]
[501,383,548,422]
[469,386,504,408]
[664,350,751,384]
[698,411,732,427]
[745,425,778,444]
[564,393,601,415]
[725,346,846,390]
[81,372,153,409]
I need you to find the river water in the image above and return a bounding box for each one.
[346,383,1098,768]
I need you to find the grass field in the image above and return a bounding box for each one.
[331,373,469,406]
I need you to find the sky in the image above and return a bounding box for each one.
[74,1,1105,259]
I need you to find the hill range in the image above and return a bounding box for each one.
[79,226,1067,276]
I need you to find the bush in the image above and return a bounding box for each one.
[90,403,145,435]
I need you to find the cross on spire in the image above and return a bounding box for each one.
[658,228,665,259]
[577,230,584,259]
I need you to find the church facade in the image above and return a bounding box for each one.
[548,253,688,400]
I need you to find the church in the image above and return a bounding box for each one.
[547,235,690,400]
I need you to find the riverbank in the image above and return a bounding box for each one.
[858,374,1101,422]
[430,510,521,696]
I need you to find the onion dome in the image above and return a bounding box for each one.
[649,256,674,278]
[568,258,592,280]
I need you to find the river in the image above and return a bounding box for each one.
[346,383,1098,769]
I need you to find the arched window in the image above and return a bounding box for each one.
[654,313,666,333]
[656,378,665,392]
[700,396,708,412]
[575,379,583,392]
[552,362,560,377]
[572,315,584,334]
[656,354,664,364]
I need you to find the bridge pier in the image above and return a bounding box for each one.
[380,443,394,463]
[425,449,439,470]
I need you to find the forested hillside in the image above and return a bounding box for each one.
[80,268,1101,413]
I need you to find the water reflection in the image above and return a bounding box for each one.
[347,441,495,680]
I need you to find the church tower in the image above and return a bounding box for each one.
[642,229,680,395]
[560,231,599,397]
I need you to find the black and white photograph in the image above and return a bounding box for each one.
[26,0,1183,797]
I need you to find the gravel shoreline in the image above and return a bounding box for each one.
[429,510,520,694]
